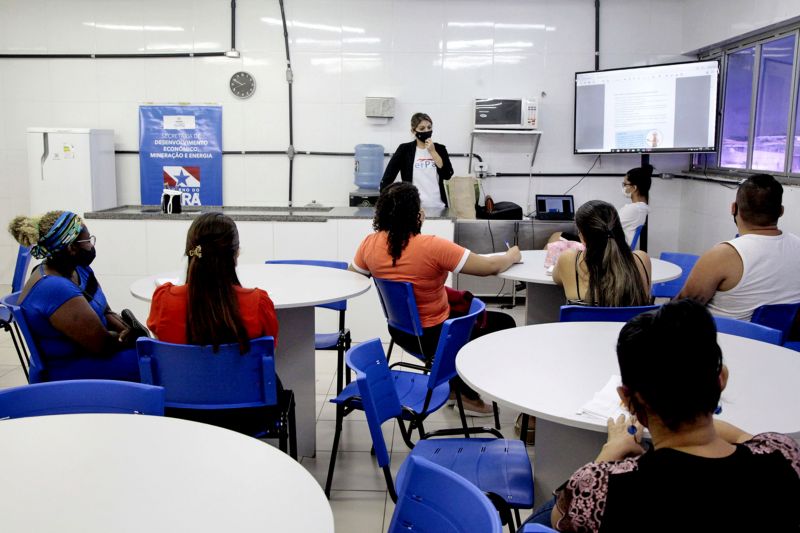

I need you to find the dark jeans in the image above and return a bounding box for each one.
[388,310,516,401]
[521,496,557,527]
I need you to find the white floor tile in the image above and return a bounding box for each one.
[328,490,388,533]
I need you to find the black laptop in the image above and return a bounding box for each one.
[534,194,575,221]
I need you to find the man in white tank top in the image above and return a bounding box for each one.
[678,174,800,321]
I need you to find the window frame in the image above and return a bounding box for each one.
[695,26,800,179]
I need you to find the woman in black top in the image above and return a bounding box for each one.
[523,299,800,531]
[379,112,454,208]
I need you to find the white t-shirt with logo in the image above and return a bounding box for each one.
[413,147,445,209]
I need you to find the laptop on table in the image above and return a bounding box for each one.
[534,195,575,221]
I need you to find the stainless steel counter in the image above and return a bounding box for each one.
[454,219,576,297]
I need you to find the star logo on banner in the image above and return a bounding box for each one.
[175,170,190,186]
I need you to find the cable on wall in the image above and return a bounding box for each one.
[278,0,296,205]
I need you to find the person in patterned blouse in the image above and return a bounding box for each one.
[523,298,800,532]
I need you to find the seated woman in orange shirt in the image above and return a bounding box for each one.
[350,182,521,415]
[147,212,278,348]
[147,212,279,430]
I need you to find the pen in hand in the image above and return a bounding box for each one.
[505,241,511,250]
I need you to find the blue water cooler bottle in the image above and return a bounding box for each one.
[350,144,384,207]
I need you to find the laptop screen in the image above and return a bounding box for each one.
[535,195,574,216]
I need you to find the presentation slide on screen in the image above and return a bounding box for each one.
[575,61,718,153]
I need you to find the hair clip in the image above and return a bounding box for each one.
[188,245,202,258]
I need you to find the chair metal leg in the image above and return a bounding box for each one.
[324,404,344,498]
[514,508,522,529]
[386,339,394,363]
[288,392,298,460]
[493,401,501,430]
[335,337,344,395]
[454,390,471,439]
[4,322,29,382]
[520,414,530,445]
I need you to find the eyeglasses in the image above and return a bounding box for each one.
[76,235,96,247]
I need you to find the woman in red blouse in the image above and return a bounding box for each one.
[147,212,278,349]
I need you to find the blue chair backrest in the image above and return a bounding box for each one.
[373,277,425,338]
[0,379,165,417]
[12,246,32,293]
[714,316,782,345]
[651,252,699,299]
[265,259,348,311]
[630,224,644,250]
[560,304,660,323]
[428,298,485,390]
[751,302,800,344]
[346,338,403,468]
[388,455,502,533]
[1,291,45,383]
[137,336,278,409]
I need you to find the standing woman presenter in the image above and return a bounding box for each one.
[379,112,454,209]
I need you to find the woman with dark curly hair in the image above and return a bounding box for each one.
[350,182,520,415]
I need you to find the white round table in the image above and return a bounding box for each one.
[497,250,683,324]
[457,321,800,502]
[131,263,372,457]
[0,414,334,532]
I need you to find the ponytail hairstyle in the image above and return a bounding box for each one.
[626,164,654,202]
[372,182,422,266]
[575,200,649,307]
[184,212,250,352]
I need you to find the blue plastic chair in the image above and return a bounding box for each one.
[373,277,502,429]
[266,259,352,394]
[1,291,46,383]
[137,336,297,459]
[372,277,427,363]
[651,252,699,299]
[1,247,33,380]
[714,316,782,345]
[783,341,800,352]
[326,299,489,494]
[0,379,164,418]
[387,455,503,533]
[630,224,644,250]
[340,338,534,529]
[751,302,800,345]
[559,304,660,322]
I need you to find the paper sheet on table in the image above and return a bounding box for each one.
[155,277,180,287]
[577,375,631,421]
[480,252,524,264]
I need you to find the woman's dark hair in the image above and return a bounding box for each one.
[410,112,432,130]
[373,182,422,266]
[617,299,723,432]
[575,200,649,307]
[626,164,653,202]
[184,212,250,352]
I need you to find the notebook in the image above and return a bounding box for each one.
[534,194,575,221]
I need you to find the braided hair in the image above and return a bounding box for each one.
[372,182,422,266]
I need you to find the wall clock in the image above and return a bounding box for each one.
[230,71,256,99]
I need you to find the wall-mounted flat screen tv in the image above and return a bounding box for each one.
[574,60,719,154]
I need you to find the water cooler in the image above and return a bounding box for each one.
[348,144,383,207]
[26,128,118,216]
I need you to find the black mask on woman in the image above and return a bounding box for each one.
[74,247,96,267]
[415,130,433,142]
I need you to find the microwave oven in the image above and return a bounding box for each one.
[474,98,538,130]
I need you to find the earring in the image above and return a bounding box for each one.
[714,405,722,415]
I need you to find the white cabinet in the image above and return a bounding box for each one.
[27,128,117,216]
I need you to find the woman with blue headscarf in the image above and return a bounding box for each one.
[8,210,139,381]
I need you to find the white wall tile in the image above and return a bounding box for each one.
[2,60,51,102]
[390,0,444,53]
[291,52,342,104]
[193,56,243,105]
[285,0,343,53]
[242,100,289,151]
[341,53,392,104]
[3,0,48,54]
[96,102,140,150]
[115,155,141,206]
[95,59,147,103]
[3,101,53,152]
[49,60,98,102]
[49,102,99,129]
[143,58,195,102]
[389,52,443,103]
[340,0,393,53]
[142,2,194,53]
[192,0,230,52]
[93,1,145,54]
[43,0,96,54]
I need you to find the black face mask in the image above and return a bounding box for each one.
[415,130,432,142]
[75,246,96,267]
